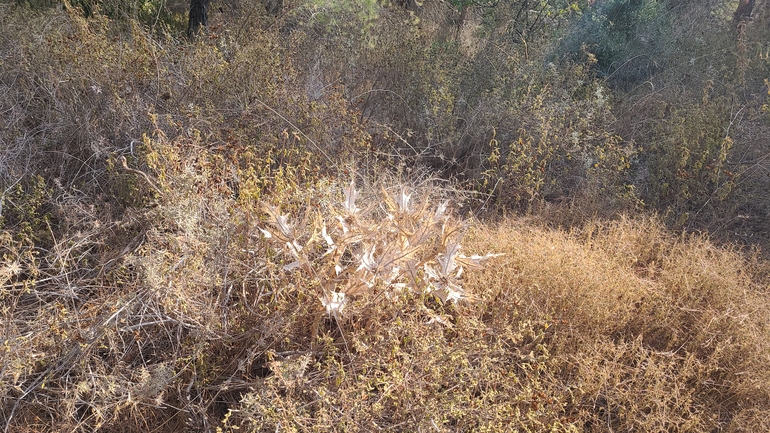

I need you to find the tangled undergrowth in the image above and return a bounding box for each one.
[2,1,770,432]
[2,131,769,432]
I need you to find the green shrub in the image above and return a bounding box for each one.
[479,61,636,212]
[641,91,736,224]
[556,0,673,89]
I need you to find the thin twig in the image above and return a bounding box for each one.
[252,98,335,167]
[119,156,162,194]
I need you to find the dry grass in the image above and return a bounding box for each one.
[6,118,767,431]
[464,216,770,432]
[2,2,769,432]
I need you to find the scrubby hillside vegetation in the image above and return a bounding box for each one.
[1,0,769,431]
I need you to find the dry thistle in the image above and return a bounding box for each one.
[259,182,502,316]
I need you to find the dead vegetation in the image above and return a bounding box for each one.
[1,1,769,432]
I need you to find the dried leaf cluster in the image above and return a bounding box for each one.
[259,182,501,315]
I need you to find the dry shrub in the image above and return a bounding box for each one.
[284,0,635,215]
[465,216,770,432]
[259,181,499,309]
[0,9,375,428]
[3,2,769,432]
[0,104,488,431]
[4,125,768,431]
[236,297,573,432]
[603,0,770,249]
[0,4,373,211]
[231,214,769,432]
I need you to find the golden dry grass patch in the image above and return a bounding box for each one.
[463,215,770,431]
[464,217,651,341]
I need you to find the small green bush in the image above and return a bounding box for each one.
[480,61,636,212]
[556,0,673,89]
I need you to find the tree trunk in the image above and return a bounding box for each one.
[188,0,210,39]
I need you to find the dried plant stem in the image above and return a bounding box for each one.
[119,156,161,194]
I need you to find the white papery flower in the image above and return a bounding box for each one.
[259,184,502,313]
[262,204,295,239]
[321,225,335,247]
[458,252,505,268]
[321,291,347,315]
[437,241,462,276]
[357,245,379,273]
[336,215,351,234]
[283,261,301,271]
[424,263,466,303]
[432,284,465,304]
[396,189,411,212]
[433,201,448,222]
[342,181,360,215]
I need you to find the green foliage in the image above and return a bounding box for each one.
[303,0,382,36]
[448,0,497,8]
[604,0,770,240]
[480,0,585,44]
[15,0,186,30]
[480,62,636,210]
[644,92,736,221]
[291,0,601,210]
[556,0,672,87]
[0,176,53,244]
